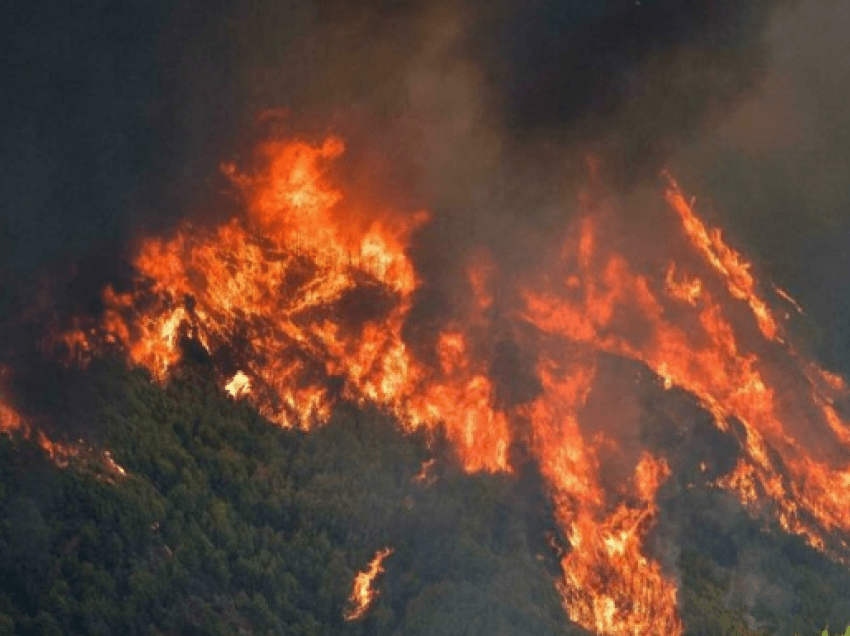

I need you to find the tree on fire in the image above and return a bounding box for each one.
[0,356,848,636]
[0,359,579,636]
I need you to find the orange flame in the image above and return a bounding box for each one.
[1,375,127,480]
[46,134,850,636]
[0,399,22,435]
[344,547,393,621]
[663,175,779,341]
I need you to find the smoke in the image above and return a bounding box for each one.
[6,4,850,630]
[668,0,850,371]
[1,0,791,334]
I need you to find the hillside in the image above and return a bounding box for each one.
[0,358,576,636]
[1,357,848,636]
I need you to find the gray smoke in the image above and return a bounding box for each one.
[669,0,850,371]
[1,0,795,355]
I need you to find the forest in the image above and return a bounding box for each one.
[0,355,848,636]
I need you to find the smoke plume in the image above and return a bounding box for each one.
[1,0,792,345]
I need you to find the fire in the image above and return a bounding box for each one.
[35,434,128,481]
[44,133,850,635]
[665,264,702,306]
[557,457,680,636]
[773,284,805,316]
[344,547,393,621]
[663,174,779,341]
[0,397,22,435]
[225,371,252,399]
[0,366,23,434]
[52,136,508,472]
[518,351,682,636]
[523,188,850,567]
[1,371,127,480]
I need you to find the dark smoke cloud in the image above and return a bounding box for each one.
[472,0,781,175]
[1,0,172,353]
[1,0,790,355]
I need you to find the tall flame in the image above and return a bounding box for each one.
[46,134,850,635]
[344,547,394,621]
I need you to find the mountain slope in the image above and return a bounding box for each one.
[1,357,848,635]
[0,359,577,636]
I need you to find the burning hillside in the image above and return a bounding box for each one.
[29,133,850,636]
[4,0,850,633]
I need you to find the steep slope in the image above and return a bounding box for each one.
[1,357,848,635]
[0,358,576,636]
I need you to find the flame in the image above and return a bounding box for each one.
[34,434,128,480]
[524,193,850,565]
[52,136,507,472]
[0,398,23,435]
[1,373,127,480]
[514,176,850,630]
[45,134,850,635]
[663,175,779,341]
[558,456,680,636]
[665,263,703,306]
[773,284,805,316]
[344,547,393,621]
[414,458,438,486]
[0,366,23,434]
[225,370,252,399]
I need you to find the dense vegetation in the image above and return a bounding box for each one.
[0,357,847,635]
[0,359,574,636]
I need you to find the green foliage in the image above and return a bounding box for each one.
[665,486,850,636]
[0,361,575,635]
[1,358,848,635]
[678,552,761,636]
